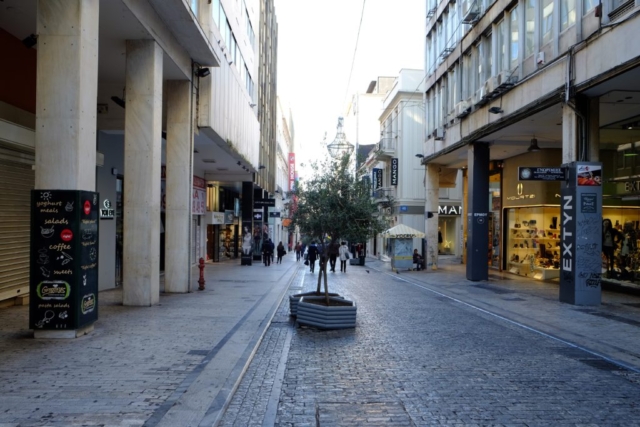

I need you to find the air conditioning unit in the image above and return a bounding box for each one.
[433,127,445,140]
[455,100,471,119]
[485,76,498,96]
[473,86,487,106]
[496,70,518,89]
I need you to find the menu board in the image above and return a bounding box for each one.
[29,190,99,331]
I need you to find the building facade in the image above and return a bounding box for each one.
[423,0,640,294]
[0,0,278,315]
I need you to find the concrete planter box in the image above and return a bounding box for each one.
[289,292,341,317]
[296,296,356,329]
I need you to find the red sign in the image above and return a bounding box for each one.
[60,229,73,242]
[83,200,91,215]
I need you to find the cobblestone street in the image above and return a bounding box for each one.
[221,260,640,426]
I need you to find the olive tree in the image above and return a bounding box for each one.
[287,152,392,302]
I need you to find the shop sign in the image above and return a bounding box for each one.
[224,210,235,224]
[193,188,206,215]
[519,167,566,181]
[438,205,461,215]
[253,211,263,221]
[289,153,296,190]
[372,168,383,189]
[269,211,281,218]
[391,158,398,186]
[254,198,275,208]
[210,212,225,224]
[506,183,536,201]
[100,199,115,220]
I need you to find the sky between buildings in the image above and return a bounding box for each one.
[274,0,426,180]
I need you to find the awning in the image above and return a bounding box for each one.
[380,224,425,238]
[282,218,292,227]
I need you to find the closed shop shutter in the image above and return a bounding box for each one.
[0,146,35,300]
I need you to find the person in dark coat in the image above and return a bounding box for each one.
[262,238,274,266]
[307,241,319,273]
[276,241,286,264]
[328,241,339,272]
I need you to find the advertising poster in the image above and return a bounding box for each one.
[30,190,99,331]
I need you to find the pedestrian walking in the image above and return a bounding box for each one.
[339,241,350,272]
[295,242,302,261]
[307,241,319,273]
[328,241,339,272]
[276,241,286,264]
[262,238,274,266]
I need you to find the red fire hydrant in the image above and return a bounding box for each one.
[198,257,206,290]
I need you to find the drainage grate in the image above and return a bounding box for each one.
[317,401,413,426]
[623,303,640,309]
[187,350,210,356]
[502,297,526,301]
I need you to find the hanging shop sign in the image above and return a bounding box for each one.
[269,211,281,218]
[100,199,115,220]
[210,212,225,224]
[391,158,398,186]
[254,198,275,208]
[518,167,566,181]
[372,168,383,189]
[224,210,235,224]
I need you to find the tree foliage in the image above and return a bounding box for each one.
[286,152,392,299]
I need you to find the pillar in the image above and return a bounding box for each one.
[588,97,600,161]
[241,181,254,265]
[165,81,192,293]
[123,40,163,306]
[562,104,579,164]
[462,168,468,265]
[425,164,440,269]
[466,142,489,281]
[35,0,99,190]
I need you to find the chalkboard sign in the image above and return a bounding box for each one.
[29,190,99,331]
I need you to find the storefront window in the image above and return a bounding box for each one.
[505,205,561,280]
[438,216,458,255]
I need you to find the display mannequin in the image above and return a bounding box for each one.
[602,218,621,275]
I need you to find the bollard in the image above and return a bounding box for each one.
[198,257,206,290]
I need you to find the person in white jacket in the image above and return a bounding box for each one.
[338,241,350,272]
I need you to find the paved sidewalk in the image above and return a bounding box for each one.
[1,254,640,426]
[0,256,298,427]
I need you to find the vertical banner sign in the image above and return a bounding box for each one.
[560,162,602,305]
[30,190,99,331]
[372,168,383,189]
[289,153,297,212]
[192,175,206,215]
[391,158,399,186]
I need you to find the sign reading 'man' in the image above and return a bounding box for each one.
[438,205,461,215]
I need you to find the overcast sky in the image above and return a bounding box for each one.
[274,0,425,178]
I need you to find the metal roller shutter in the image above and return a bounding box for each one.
[0,146,34,301]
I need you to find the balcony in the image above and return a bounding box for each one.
[372,186,396,203]
[375,138,397,158]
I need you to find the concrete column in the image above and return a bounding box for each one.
[165,81,192,293]
[461,168,468,265]
[123,40,163,306]
[35,0,99,190]
[562,104,579,164]
[425,164,440,269]
[466,143,489,281]
[588,97,600,161]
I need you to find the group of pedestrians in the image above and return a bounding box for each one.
[295,240,352,273]
[261,239,287,266]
